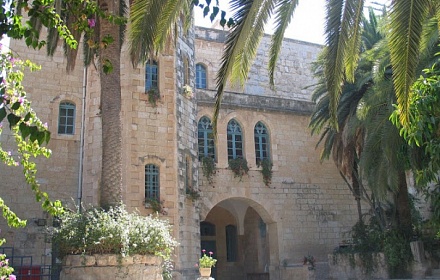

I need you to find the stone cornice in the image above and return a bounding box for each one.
[197,89,314,115]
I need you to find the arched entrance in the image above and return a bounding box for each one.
[200,198,278,280]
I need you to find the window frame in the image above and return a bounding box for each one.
[58,101,76,135]
[145,60,158,92]
[195,63,207,89]
[145,164,160,200]
[227,119,244,160]
[198,116,216,160]
[254,121,270,164]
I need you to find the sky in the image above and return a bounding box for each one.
[194,0,390,45]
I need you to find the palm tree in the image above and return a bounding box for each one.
[323,0,440,127]
[31,0,127,208]
[310,10,382,224]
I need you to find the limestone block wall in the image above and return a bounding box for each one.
[197,93,358,265]
[194,26,321,100]
[0,39,84,264]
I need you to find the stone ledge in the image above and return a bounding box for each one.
[63,254,162,267]
[197,90,314,115]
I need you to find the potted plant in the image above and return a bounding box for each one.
[51,204,178,280]
[303,255,316,270]
[198,249,217,277]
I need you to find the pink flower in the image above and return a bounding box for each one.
[88,18,96,28]
[9,275,16,280]
[202,249,206,253]
[194,263,199,267]
[209,251,213,255]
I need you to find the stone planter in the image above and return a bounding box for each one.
[60,254,163,280]
[199,267,211,277]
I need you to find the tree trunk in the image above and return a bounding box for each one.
[98,0,122,208]
[352,166,362,223]
[396,170,412,236]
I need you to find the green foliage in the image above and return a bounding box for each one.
[257,158,273,187]
[145,197,166,215]
[0,254,15,280]
[334,219,414,278]
[228,157,249,181]
[147,88,160,107]
[199,250,217,268]
[201,156,216,184]
[51,204,178,276]
[391,60,440,186]
[185,186,200,201]
[334,220,382,275]
[383,229,412,278]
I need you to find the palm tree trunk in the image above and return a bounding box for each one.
[352,167,362,223]
[396,170,412,236]
[98,0,122,208]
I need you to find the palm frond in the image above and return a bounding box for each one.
[213,0,276,134]
[269,0,299,87]
[388,0,429,124]
[344,0,364,82]
[128,0,161,64]
[324,0,364,129]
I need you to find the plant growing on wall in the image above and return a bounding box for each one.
[186,186,200,201]
[258,158,273,187]
[145,197,167,215]
[147,88,160,107]
[228,157,249,181]
[201,156,216,184]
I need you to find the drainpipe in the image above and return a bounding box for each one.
[77,67,87,209]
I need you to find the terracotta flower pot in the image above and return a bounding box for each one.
[199,267,211,277]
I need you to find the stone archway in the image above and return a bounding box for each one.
[200,197,279,280]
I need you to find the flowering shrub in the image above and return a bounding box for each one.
[50,204,178,277]
[198,250,217,268]
[0,254,15,280]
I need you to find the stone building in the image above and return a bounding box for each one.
[0,19,360,280]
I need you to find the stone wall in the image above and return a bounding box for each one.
[328,253,388,280]
[60,254,163,280]
[0,38,84,265]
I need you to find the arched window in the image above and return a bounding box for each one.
[227,119,243,160]
[254,122,270,164]
[226,225,238,262]
[198,117,215,159]
[145,60,158,91]
[145,164,160,199]
[58,101,75,135]
[196,64,207,89]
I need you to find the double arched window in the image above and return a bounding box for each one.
[227,119,243,160]
[198,116,215,160]
[254,122,270,164]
